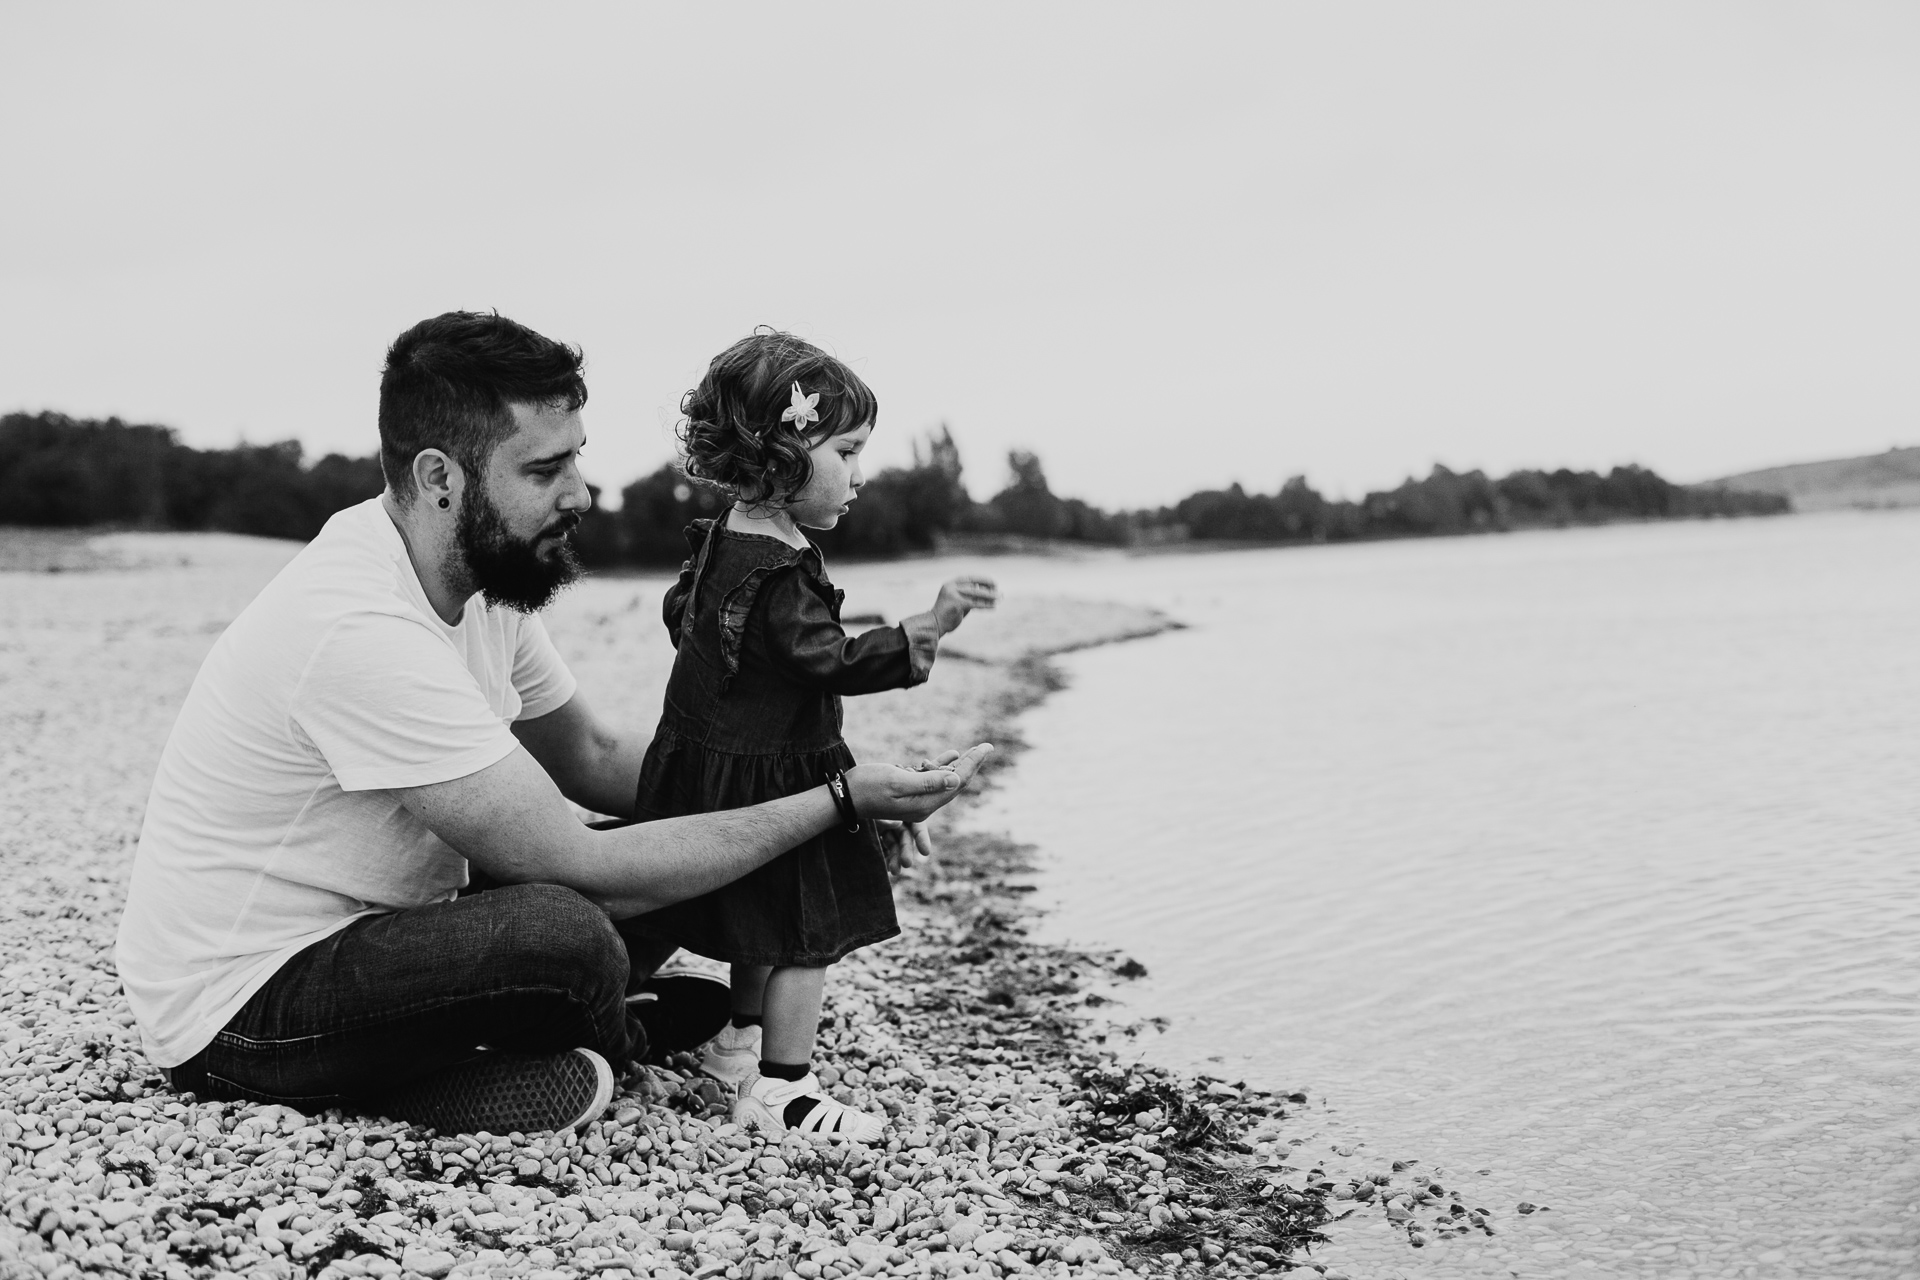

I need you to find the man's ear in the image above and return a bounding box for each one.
[411,449,463,511]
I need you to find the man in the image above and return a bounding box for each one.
[114,311,989,1136]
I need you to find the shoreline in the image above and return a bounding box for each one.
[0,501,1866,584]
[0,534,1466,1280]
[861,638,1343,1274]
[931,638,1530,1279]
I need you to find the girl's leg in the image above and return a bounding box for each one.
[759,965,826,1064]
[741,965,884,1141]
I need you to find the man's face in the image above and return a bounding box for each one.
[455,401,592,612]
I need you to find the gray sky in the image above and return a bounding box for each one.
[4,3,1917,507]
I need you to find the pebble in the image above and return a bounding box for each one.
[3,558,1507,1279]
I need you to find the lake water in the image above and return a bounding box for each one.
[954,513,1920,1278]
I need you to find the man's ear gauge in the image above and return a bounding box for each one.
[438,496,450,509]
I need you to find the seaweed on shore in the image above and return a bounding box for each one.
[299,1223,395,1271]
[893,634,1346,1278]
[1068,1063,1332,1271]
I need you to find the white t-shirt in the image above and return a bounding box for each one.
[115,499,578,1068]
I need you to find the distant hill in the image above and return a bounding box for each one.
[1701,446,1920,512]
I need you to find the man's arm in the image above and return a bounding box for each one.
[510,693,648,819]
[394,742,992,918]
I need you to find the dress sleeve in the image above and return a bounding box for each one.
[759,567,937,694]
[662,521,713,649]
[662,559,696,649]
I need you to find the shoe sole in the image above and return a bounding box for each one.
[379,1047,614,1136]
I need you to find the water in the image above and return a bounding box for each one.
[960,513,1920,1277]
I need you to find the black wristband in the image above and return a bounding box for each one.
[825,769,862,833]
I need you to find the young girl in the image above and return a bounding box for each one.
[634,330,995,1142]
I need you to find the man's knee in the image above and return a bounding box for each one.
[476,883,627,994]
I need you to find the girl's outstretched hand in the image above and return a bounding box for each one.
[847,743,993,823]
[931,576,998,634]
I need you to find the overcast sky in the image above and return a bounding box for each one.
[4,3,1917,507]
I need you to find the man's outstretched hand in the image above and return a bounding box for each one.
[875,748,980,874]
[848,743,993,827]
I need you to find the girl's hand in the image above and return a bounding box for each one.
[846,744,993,823]
[931,576,998,635]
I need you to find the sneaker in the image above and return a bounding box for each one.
[698,1022,763,1087]
[649,950,730,987]
[629,952,732,1062]
[378,1047,614,1135]
[732,1070,885,1143]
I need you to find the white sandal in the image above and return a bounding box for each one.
[733,1070,885,1143]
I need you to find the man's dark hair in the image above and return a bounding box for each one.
[378,311,588,499]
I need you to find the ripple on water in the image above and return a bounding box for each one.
[967,513,1920,1276]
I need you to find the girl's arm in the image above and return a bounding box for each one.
[762,567,942,695]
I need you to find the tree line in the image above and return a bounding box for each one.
[0,410,1788,565]
[0,412,385,541]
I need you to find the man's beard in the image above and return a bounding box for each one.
[455,483,582,613]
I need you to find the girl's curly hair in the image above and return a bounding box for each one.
[677,329,878,507]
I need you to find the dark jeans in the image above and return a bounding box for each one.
[169,882,688,1113]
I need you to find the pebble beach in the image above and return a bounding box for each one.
[0,531,1494,1280]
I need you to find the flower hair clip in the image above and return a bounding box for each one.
[780,382,821,432]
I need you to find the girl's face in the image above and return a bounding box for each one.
[784,421,872,530]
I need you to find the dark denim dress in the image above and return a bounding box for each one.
[631,520,936,966]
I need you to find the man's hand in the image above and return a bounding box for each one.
[877,747,983,873]
[931,577,998,635]
[881,747,968,873]
[848,743,993,823]
[877,820,932,876]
